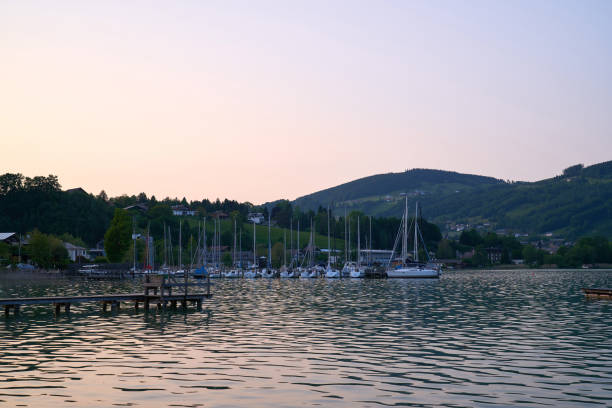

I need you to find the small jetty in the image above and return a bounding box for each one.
[582,288,612,299]
[0,274,212,316]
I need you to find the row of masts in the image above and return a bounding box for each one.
[132,210,377,272]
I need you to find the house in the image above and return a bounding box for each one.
[124,203,148,212]
[458,248,475,259]
[0,232,20,245]
[248,212,265,224]
[358,249,394,265]
[210,210,228,219]
[485,247,503,263]
[64,242,90,262]
[65,187,87,194]
[88,248,106,259]
[233,251,254,267]
[171,205,196,216]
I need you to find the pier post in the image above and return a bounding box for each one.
[55,303,61,316]
[4,305,9,317]
[111,301,118,312]
[102,302,108,312]
[14,305,20,315]
[65,303,71,313]
[196,299,202,310]
[134,302,139,311]
[171,300,177,309]
[144,299,150,311]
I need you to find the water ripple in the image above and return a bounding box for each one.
[0,269,610,407]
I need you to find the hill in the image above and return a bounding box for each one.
[292,161,612,239]
[293,169,503,211]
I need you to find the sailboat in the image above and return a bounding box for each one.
[350,216,366,278]
[280,229,295,278]
[193,219,208,278]
[386,198,440,278]
[244,220,259,278]
[261,210,277,278]
[300,220,318,278]
[325,208,340,278]
[224,218,241,278]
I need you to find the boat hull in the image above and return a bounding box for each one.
[386,268,440,278]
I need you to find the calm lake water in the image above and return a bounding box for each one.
[0,269,610,407]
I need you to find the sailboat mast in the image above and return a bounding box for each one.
[369,216,372,266]
[179,220,182,270]
[327,207,331,267]
[233,218,237,267]
[344,209,347,262]
[283,230,286,266]
[297,220,300,265]
[310,218,314,267]
[290,219,293,267]
[202,219,207,266]
[357,216,360,267]
[414,202,419,263]
[252,220,256,267]
[267,209,271,268]
[132,216,136,273]
[348,214,351,262]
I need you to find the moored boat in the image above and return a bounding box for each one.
[385,198,441,279]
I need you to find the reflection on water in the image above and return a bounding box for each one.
[0,270,610,407]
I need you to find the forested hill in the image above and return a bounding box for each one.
[292,161,612,239]
[293,169,504,211]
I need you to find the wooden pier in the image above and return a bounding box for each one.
[0,273,212,317]
[583,288,612,299]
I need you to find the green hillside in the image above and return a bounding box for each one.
[293,161,612,239]
[293,169,503,211]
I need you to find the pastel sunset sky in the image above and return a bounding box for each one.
[1,1,611,203]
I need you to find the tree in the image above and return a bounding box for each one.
[562,164,584,177]
[0,242,10,265]
[459,229,483,247]
[104,209,132,262]
[436,239,455,259]
[28,230,69,268]
[97,190,108,201]
[0,173,24,195]
[222,252,232,267]
[271,242,284,267]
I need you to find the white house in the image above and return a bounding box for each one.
[64,242,90,262]
[248,212,265,224]
[171,205,196,216]
[358,249,394,265]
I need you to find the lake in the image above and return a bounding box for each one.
[0,269,610,407]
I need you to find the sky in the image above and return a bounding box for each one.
[1,1,611,203]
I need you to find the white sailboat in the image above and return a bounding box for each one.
[386,198,441,279]
[300,220,318,278]
[350,216,366,278]
[261,210,277,278]
[280,230,296,278]
[325,208,340,278]
[244,220,259,278]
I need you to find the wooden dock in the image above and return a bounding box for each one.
[583,288,612,299]
[0,273,212,316]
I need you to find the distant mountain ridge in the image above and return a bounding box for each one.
[294,168,503,210]
[292,161,612,239]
